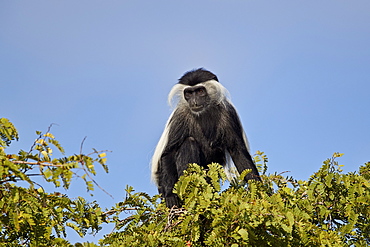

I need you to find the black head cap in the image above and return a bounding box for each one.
[178,68,219,86]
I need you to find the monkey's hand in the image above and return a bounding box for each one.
[165,195,181,208]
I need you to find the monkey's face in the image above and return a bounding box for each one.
[184,85,210,113]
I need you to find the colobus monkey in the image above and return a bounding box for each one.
[152,68,261,208]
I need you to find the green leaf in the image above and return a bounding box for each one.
[238,228,249,240]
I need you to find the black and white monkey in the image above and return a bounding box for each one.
[151,68,261,208]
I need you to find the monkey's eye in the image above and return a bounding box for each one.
[197,88,206,96]
[184,90,193,100]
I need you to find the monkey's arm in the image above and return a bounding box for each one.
[226,104,261,181]
[157,152,182,208]
[227,143,261,181]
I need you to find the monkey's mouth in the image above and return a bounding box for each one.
[191,105,204,112]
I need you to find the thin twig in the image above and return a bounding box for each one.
[79,138,114,199]
[80,136,87,155]
[27,123,58,155]
[80,162,114,199]
[103,207,140,216]
[11,161,75,167]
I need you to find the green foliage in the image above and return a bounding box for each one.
[102,152,370,247]
[1,118,369,246]
[0,118,18,147]
[0,118,108,246]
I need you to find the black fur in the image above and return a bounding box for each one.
[154,69,261,208]
[179,68,219,86]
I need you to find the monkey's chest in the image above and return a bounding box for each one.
[189,128,224,152]
[187,118,225,150]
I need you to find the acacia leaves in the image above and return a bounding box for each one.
[0,118,108,246]
[0,118,18,147]
[104,153,370,247]
[1,118,369,246]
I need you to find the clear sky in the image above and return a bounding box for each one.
[1,0,370,243]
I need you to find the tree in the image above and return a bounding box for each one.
[0,118,108,246]
[1,118,369,246]
[103,153,370,246]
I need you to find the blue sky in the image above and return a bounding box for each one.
[1,0,370,243]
